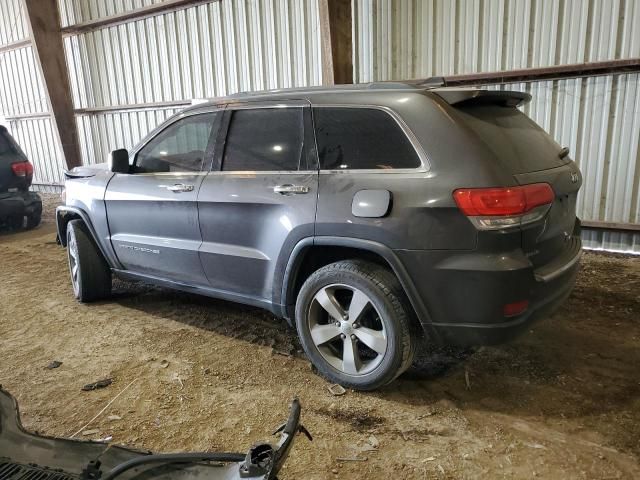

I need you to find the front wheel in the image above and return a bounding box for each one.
[295,260,416,390]
[66,219,112,302]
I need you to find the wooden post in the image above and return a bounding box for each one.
[319,0,353,85]
[23,0,82,169]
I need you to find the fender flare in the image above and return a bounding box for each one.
[280,236,434,330]
[55,206,121,269]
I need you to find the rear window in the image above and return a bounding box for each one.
[455,106,567,173]
[313,107,421,170]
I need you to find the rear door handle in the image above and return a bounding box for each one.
[166,184,194,193]
[274,184,310,195]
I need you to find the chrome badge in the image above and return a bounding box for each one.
[570,172,579,184]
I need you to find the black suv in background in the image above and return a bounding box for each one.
[57,84,583,390]
[0,125,41,230]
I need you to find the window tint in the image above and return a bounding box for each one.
[222,108,304,171]
[135,113,218,173]
[313,107,421,170]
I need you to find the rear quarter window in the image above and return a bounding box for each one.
[313,107,421,170]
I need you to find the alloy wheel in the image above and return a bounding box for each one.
[307,284,388,376]
[67,230,80,296]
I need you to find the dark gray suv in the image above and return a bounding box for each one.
[57,83,582,390]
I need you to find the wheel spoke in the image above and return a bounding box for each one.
[69,246,77,261]
[72,264,78,279]
[315,287,345,320]
[342,336,362,374]
[348,289,370,324]
[310,324,341,346]
[354,327,387,355]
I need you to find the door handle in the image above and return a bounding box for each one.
[274,184,310,195]
[166,184,194,193]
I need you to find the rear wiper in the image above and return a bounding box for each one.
[559,146,570,159]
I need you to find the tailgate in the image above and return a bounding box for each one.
[516,163,582,269]
[450,96,582,269]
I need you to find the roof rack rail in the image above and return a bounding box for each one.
[416,76,447,88]
[365,82,416,89]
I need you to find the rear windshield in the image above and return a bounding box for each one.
[455,105,568,173]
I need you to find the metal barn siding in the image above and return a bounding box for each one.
[0,0,28,45]
[0,1,63,189]
[354,0,640,253]
[61,0,322,165]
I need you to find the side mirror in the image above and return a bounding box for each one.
[109,149,130,173]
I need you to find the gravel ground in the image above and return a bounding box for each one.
[1,196,639,479]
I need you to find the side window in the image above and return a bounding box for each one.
[135,113,218,173]
[222,108,304,171]
[313,107,421,170]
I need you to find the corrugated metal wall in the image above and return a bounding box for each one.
[1,0,638,252]
[354,0,640,253]
[0,0,322,181]
[62,0,322,166]
[0,0,65,188]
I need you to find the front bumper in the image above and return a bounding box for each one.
[396,236,582,347]
[0,190,42,220]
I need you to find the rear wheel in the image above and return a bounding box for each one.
[66,219,112,302]
[7,215,23,230]
[295,260,416,390]
[26,211,41,229]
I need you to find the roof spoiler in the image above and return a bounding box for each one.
[432,89,532,107]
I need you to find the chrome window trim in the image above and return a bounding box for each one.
[204,170,317,176]
[312,104,431,173]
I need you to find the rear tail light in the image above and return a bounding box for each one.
[453,183,554,230]
[11,161,34,178]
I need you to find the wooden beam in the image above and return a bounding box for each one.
[581,220,640,233]
[409,59,640,87]
[23,0,82,169]
[319,0,353,85]
[0,38,30,54]
[61,0,218,35]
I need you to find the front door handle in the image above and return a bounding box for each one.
[274,184,310,195]
[167,184,194,193]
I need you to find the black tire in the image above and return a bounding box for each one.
[7,214,23,230]
[66,219,112,302]
[26,212,41,229]
[295,260,416,390]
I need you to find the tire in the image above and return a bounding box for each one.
[295,260,416,390]
[66,219,112,302]
[7,215,23,230]
[26,211,41,229]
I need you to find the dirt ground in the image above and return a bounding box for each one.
[1,195,639,479]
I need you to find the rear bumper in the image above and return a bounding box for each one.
[396,236,581,347]
[0,191,41,219]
